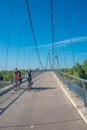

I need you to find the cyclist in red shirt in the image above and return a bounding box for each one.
[14,68,22,83]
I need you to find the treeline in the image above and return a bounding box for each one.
[0,70,27,81]
[61,60,87,79]
[0,68,40,81]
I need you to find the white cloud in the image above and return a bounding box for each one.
[20,35,87,49]
[33,36,87,48]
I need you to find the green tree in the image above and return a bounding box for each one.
[0,75,4,80]
[77,68,85,78]
[67,68,73,75]
[72,62,86,78]
[73,63,82,71]
[82,60,87,78]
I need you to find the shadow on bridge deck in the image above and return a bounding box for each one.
[30,87,56,92]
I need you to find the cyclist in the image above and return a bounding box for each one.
[27,68,32,90]
[14,68,22,90]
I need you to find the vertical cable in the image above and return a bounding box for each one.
[16,22,22,68]
[59,48,63,69]
[26,0,43,69]
[63,0,75,66]
[5,0,14,71]
[56,1,67,69]
[23,21,28,69]
[57,46,62,70]
[57,22,67,68]
[23,46,26,69]
[62,44,67,68]
[48,53,52,69]
[45,54,49,69]
[50,0,54,69]
[55,55,60,70]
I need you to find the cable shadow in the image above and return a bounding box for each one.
[22,77,40,90]
[33,77,41,83]
[0,86,27,104]
[0,93,14,104]
[0,88,27,115]
[0,77,41,115]
[30,87,56,92]
[0,108,4,110]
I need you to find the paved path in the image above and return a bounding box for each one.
[0,72,87,130]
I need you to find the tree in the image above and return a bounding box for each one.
[67,68,74,75]
[61,60,87,79]
[77,68,85,78]
[82,60,87,78]
[0,75,4,80]
[73,63,82,71]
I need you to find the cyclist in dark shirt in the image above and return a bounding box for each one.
[27,68,32,81]
[27,68,33,89]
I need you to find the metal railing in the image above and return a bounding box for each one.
[54,70,87,106]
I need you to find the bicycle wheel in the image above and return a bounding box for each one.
[13,79,17,91]
[27,79,31,91]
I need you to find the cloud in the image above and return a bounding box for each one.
[19,35,87,50]
[32,36,87,48]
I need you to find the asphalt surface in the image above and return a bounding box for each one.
[0,72,87,130]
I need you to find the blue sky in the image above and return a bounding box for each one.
[0,0,87,70]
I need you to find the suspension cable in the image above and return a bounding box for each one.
[16,22,22,68]
[5,0,14,72]
[48,53,52,69]
[23,46,26,69]
[23,20,28,69]
[62,44,67,68]
[57,46,63,70]
[55,55,60,70]
[50,0,54,69]
[56,2,67,69]
[56,20,67,68]
[45,54,49,69]
[63,0,75,66]
[59,48,63,69]
[26,0,43,69]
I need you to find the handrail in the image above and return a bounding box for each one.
[54,70,87,106]
[59,71,87,83]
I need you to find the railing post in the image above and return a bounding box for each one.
[11,78,13,84]
[60,73,62,81]
[59,72,62,80]
[68,76,71,90]
[58,71,60,78]
[82,81,87,106]
[62,75,65,84]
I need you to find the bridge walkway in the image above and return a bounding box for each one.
[0,71,87,130]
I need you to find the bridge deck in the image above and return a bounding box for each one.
[0,72,87,130]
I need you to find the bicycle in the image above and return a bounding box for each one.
[27,77,32,91]
[13,78,21,91]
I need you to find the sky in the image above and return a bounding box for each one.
[0,0,87,70]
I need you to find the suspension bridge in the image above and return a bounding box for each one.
[0,0,87,129]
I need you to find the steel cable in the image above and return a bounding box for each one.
[63,0,75,66]
[26,0,44,69]
[50,0,54,69]
[5,0,14,71]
